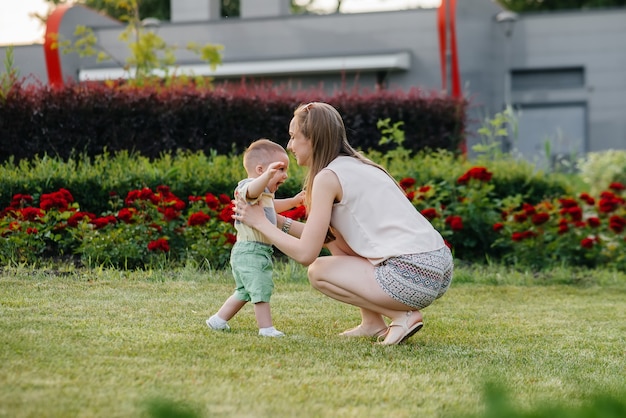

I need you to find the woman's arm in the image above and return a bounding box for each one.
[236,170,339,266]
[277,215,304,238]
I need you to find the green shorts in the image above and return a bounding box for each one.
[230,241,274,304]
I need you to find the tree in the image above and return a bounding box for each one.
[498,0,626,12]
[54,0,223,85]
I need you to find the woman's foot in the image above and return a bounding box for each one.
[376,311,423,345]
[339,325,388,338]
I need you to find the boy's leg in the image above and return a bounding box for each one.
[254,302,284,337]
[207,295,247,331]
[217,295,247,321]
[253,302,273,328]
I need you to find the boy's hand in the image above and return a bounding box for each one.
[294,190,306,206]
[264,161,286,179]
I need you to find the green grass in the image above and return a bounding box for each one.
[1,262,625,418]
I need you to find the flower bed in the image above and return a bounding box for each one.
[2,167,625,271]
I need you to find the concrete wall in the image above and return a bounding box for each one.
[1,0,625,159]
[511,9,626,161]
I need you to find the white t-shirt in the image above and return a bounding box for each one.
[324,156,446,265]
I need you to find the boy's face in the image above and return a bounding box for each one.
[263,152,290,193]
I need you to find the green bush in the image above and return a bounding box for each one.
[0,147,587,269]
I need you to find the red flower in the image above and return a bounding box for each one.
[399,177,416,190]
[418,185,431,193]
[225,232,237,245]
[160,207,181,221]
[522,203,536,215]
[90,216,117,229]
[511,230,537,241]
[580,237,594,248]
[608,215,626,233]
[558,198,579,209]
[493,222,504,232]
[117,207,137,223]
[406,191,416,201]
[205,193,220,210]
[514,213,528,223]
[219,204,235,224]
[558,219,569,234]
[420,208,439,220]
[40,188,74,211]
[147,238,170,252]
[125,187,159,206]
[587,217,601,228]
[188,211,211,226]
[598,193,621,213]
[280,205,307,221]
[17,207,44,221]
[9,193,33,208]
[531,212,550,225]
[67,212,97,227]
[579,193,595,205]
[156,185,171,196]
[457,167,493,184]
[445,215,464,231]
[560,206,583,221]
[26,227,38,235]
[218,194,232,205]
[608,182,626,191]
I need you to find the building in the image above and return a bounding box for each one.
[1,0,625,164]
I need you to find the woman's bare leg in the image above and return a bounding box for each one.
[324,234,388,336]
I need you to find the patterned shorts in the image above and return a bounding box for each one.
[374,246,453,310]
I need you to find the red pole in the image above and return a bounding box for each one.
[437,0,465,154]
[44,4,72,88]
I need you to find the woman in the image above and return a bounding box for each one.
[233,102,453,345]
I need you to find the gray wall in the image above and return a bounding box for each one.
[1,0,625,161]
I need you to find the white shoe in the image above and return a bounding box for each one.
[206,315,230,331]
[259,327,284,337]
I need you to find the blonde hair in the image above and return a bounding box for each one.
[242,138,287,175]
[292,102,399,208]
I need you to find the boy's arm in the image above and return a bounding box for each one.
[244,161,284,200]
[274,190,305,213]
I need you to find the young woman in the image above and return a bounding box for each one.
[233,102,453,345]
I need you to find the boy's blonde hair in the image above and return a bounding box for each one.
[242,138,287,175]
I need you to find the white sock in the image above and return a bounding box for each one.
[211,315,227,326]
[259,326,284,337]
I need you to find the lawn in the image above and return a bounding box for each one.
[1,262,625,418]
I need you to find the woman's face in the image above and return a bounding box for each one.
[287,117,312,167]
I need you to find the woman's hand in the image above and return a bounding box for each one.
[232,195,267,229]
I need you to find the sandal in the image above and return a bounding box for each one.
[376,311,423,346]
[339,325,388,338]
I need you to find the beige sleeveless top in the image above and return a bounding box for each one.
[324,156,446,265]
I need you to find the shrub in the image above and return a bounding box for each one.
[577,150,626,196]
[0,81,467,162]
[492,182,626,271]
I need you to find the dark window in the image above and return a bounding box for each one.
[511,67,584,91]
